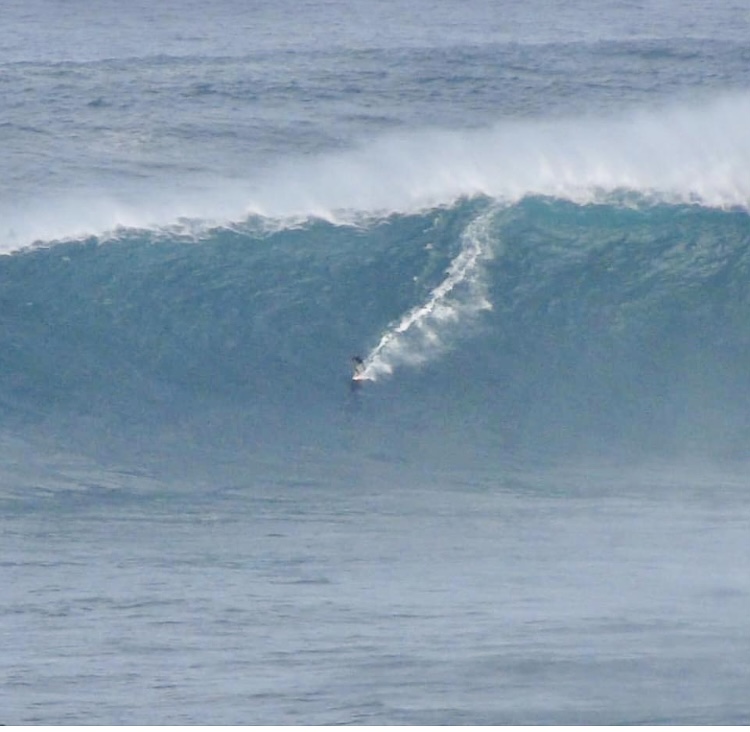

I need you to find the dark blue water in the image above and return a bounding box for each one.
[3,0,750,724]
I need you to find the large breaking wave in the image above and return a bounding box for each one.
[3,195,750,461]
[3,96,750,460]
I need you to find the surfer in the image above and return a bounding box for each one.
[351,355,365,380]
[349,356,367,393]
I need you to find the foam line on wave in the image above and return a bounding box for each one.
[360,207,496,382]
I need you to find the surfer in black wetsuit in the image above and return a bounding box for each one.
[349,356,366,393]
[351,356,365,380]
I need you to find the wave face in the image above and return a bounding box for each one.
[3,192,750,461]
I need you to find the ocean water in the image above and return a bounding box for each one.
[3,0,750,724]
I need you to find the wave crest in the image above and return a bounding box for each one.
[5,93,750,254]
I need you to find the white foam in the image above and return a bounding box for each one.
[360,207,495,381]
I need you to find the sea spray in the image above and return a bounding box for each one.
[6,93,750,255]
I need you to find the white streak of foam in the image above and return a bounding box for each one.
[361,208,495,381]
